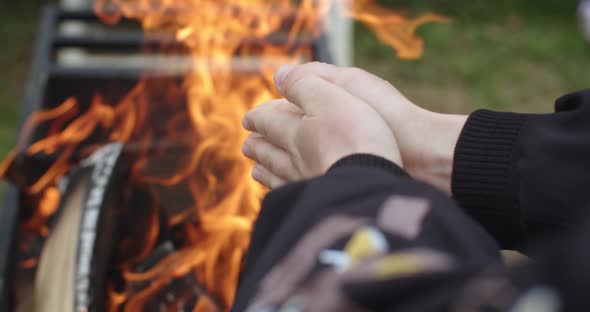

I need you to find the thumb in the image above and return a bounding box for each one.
[274,64,351,116]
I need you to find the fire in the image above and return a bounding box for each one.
[1,0,445,311]
[349,0,450,59]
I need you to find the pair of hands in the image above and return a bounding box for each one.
[242,62,467,194]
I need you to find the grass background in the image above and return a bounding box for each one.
[0,0,589,158]
[0,0,53,158]
[356,0,590,114]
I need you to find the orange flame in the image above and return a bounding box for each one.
[349,0,450,59]
[2,0,445,310]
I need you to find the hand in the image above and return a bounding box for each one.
[287,63,467,194]
[242,63,402,189]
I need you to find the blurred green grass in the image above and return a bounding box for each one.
[0,0,51,158]
[0,0,589,160]
[356,0,590,113]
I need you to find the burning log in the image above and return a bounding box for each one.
[33,143,123,312]
[122,242,223,311]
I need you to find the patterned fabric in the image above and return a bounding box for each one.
[245,196,463,312]
[232,162,580,311]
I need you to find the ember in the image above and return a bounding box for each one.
[0,1,445,311]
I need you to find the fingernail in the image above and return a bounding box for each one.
[274,64,295,90]
[252,165,263,181]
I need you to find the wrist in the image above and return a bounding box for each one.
[401,109,467,194]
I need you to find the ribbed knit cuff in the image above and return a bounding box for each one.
[452,110,528,249]
[328,154,408,177]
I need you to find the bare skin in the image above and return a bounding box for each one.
[242,62,466,194]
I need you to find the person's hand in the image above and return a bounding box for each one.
[284,62,467,194]
[242,63,402,189]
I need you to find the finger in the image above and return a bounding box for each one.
[245,99,302,131]
[243,99,301,151]
[273,64,359,115]
[252,164,286,189]
[270,98,304,115]
[242,134,299,180]
[299,62,406,108]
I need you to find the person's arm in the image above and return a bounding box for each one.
[236,63,590,311]
[267,62,590,251]
[233,155,590,311]
[452,90,590,250]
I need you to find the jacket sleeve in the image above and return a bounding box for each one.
[452,90,590,250]
[232,154,590,312]
[233,154,503,311]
